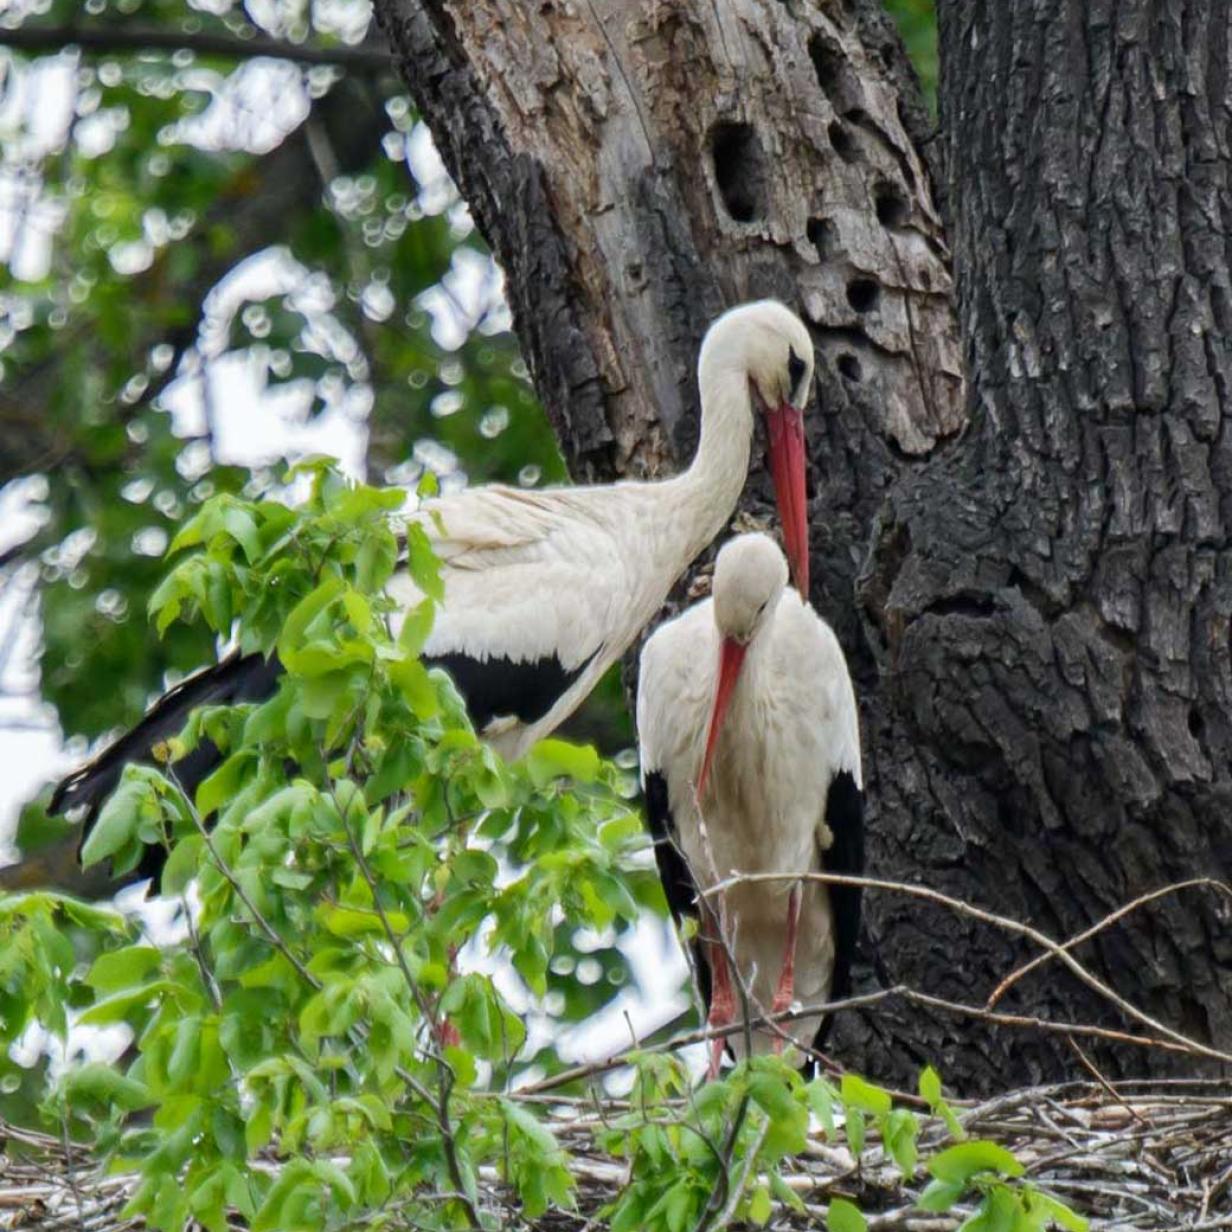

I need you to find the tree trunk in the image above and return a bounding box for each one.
[854,0,1232,1088]
[375,0,1232,1091]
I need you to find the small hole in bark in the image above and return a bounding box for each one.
[828,121,857,163]
[1188,708,1205,738]
[920,268,932,290]
[711,122,767,223]
[809,34,842,94]
[837,353,862,382]
[808,217,837,260]
[809,33,863,110]
[875,184,909,227]
[847,279,879,312]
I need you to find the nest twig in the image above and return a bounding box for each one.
[1,1079,1230,1230]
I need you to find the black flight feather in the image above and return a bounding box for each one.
[811,767,864,1054]
[643,769,711,1010]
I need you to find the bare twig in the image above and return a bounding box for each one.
[987,877,1232,1008]
[700,870,1232,1067]
[0,23,395,72]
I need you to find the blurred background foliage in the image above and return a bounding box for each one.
[0,0,936,1124]
[886,0,937,112]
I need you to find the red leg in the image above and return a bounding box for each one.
[705,915,736,1080]
[770,886,802,1054]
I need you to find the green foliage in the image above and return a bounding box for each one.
[4,468,651,1228]
[1,0,564,752]
[883,0,938,113]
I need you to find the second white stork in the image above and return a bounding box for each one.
[637,533,863,1075]
[50,302,816,883]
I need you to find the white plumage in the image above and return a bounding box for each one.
[637,533,864,1071]
[388,299,816,760]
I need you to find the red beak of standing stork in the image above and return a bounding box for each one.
[763,398,809,597]
[697,636,747,800]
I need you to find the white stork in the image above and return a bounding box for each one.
[50,301,816,870]
[636,533,863,1075]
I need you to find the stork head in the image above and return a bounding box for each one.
[696,534,789,797]
[699,301,814,596]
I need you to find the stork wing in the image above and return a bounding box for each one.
[392,484,630,734]
[636,614,715,1008]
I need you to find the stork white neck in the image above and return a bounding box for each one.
[658,355,755,564]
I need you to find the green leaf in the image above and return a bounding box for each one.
[845,1105,866,1157]
[196,753,251,817]
[389,655,439,717]
[222,505,262,562]
[920,1063,966,1139]
[78,982,172,1025]
[841,1072,892,1116]
[62,1063,152,1111]
[929,1141,1025,1185]
[917,1179,965,1212]
[355,527,398,593]
[403,523,443,600]
[827,1198,867,1232]
[807,1077,837,1137]
[748,1184,772,1227]
[87,945,161,992]
[965,1185,1019,1232]
[884,1107,919,1177]
[81,773,157,868]
[162,833,205,895]
[396,598,435,656]
[526,739,600,786]
[1025,1190,1089,1232]
[277,575,344,664]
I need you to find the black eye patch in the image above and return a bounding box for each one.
[787,347,806,390]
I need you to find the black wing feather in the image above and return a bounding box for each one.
[49,651,282,887]
[424,651,592,730]
[812,767,865,1053]
[51,651,282,818]
[643,770,711,1010]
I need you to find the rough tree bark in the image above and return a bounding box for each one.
[375,0,1232,1090]
[860,0,1232,1087]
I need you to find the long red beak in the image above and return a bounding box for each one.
[696,637,748,799]
[765,402,809,596]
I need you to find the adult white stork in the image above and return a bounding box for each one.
[49,301,815,880]
[637,533,863,1075]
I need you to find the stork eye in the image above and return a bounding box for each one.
[787,347,806,394]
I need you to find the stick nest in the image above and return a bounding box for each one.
[1,1078,1228,1230]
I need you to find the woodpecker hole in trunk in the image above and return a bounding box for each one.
[875,183,910,227]
[847,279,879,312]
[837,354,862,382]
[808,217,838,260]
[809,33,864,113]
[828,122,858,164]
[712,122,766,223]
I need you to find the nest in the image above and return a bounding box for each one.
[2,1078,1228,1231]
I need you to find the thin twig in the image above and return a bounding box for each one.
[701,870,1232,1066]
[987,877,1232,1007]
[0,23,395,71]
